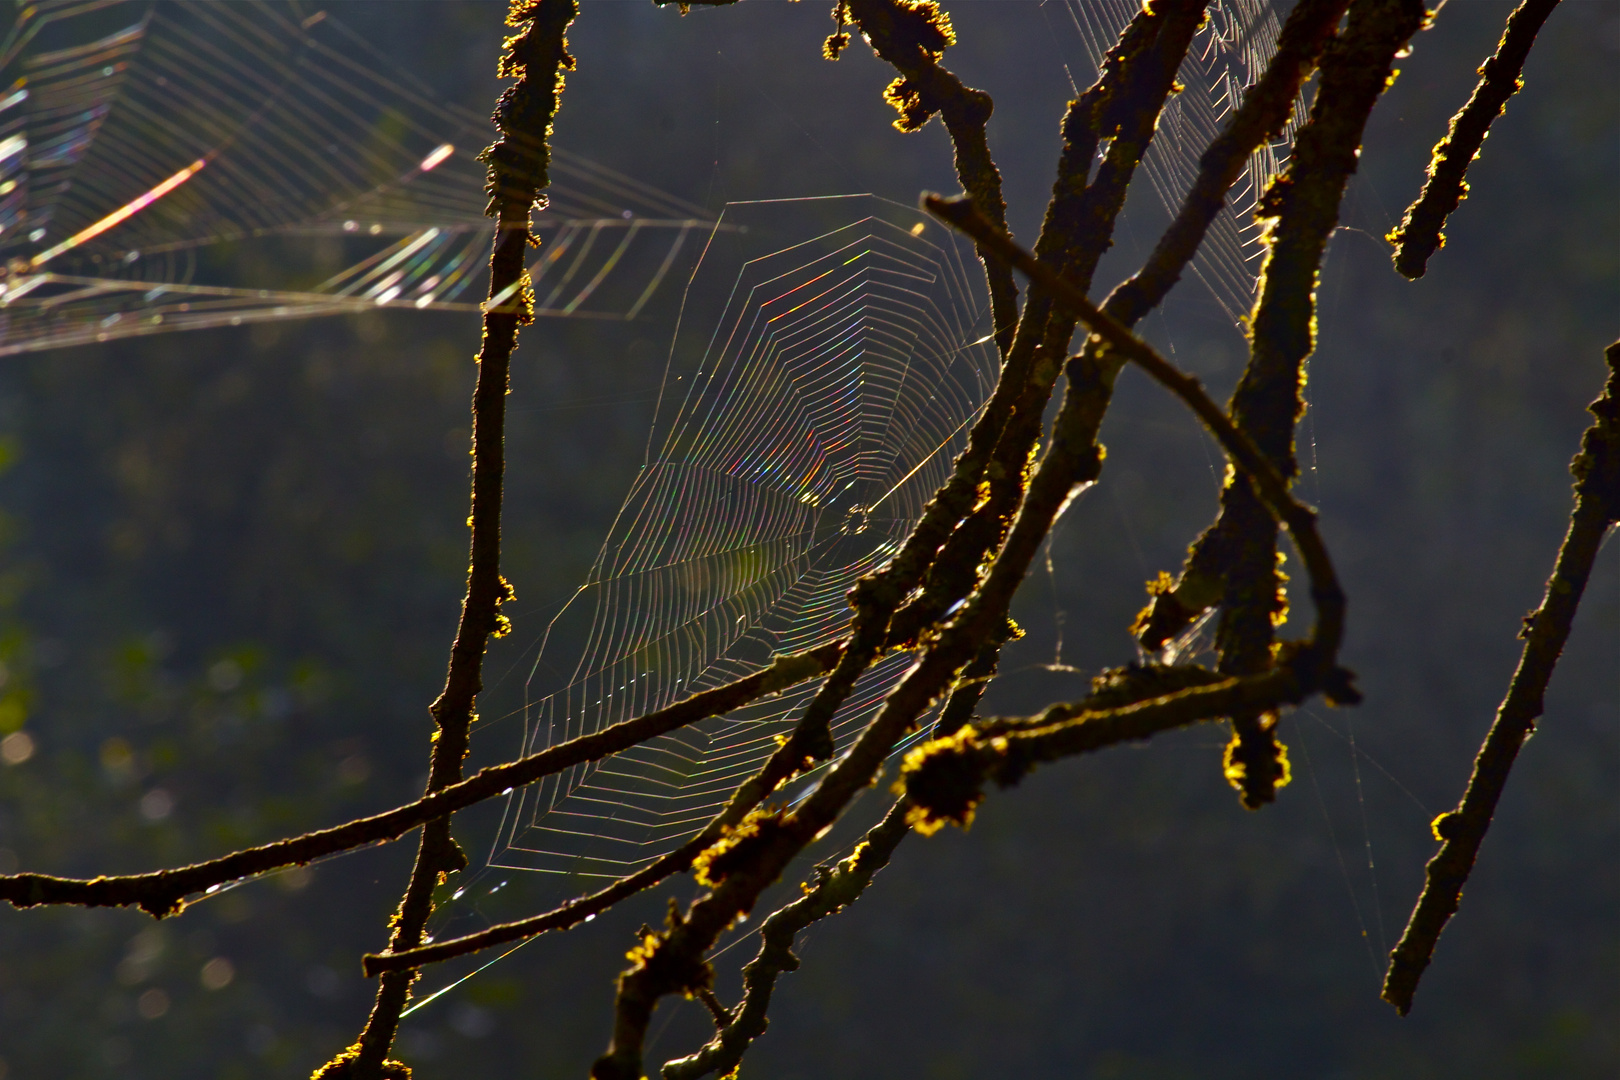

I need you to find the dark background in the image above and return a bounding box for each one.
[0,1,1614,1077]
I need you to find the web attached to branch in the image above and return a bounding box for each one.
[1055,0,1305,324]
[0,0,710,355]
[490,196,999,880]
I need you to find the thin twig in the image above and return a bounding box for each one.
[1382,342,1619,1015]
[841,0,1018,354]
[318,4,576,1076]
[1388,0,1561,279]
[1090,0,1345,651]
[660,799,913,1080]
[364,669,846,975]
[0,643,841,918]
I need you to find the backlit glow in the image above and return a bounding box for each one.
[419,143,454,172]
[31,158,208,268]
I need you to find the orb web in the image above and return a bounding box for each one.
[1056,0,1306,323]
[490,196,998,880]
[0,1,709,355]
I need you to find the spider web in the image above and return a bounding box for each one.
[0,0,710,355]
[1055,0,1306,324]
[486,3,1311,883]
[490,196,999,879]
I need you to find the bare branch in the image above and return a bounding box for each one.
[840,0,1018,354]
[362,659,848,975]
[1114,0,1427,807]
[916,0,1344,748]
[772,2,1202,765]
[320,4,578,1075]
[0,643,841,918]
[1389,0,1562,279]
[1103,0,1352,326]
[901,663,1329,833]
[845,1,1208,754]
[922,192,1351,673]
[660,799,912,1080]
[1382,342,1620,1015]
[1135,0,1430,657]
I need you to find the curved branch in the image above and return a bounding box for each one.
[1135,0,1429,660]
[1388,0,1562,279]
[922,193,1350,671]
[1382,342,1620,1015]
[1211,0,1427,806]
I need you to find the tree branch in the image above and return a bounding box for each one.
[901,661,1335,832]
[318,4,576,1076]
[1388,0,1561,279]
[660,798,912,1080]
[1382,342,1620,1015]
[872,0,1207,741]
[363,654,849,976]
[1123,0,1427,807]
[922,192,1351,674]
[1102,0,1351,326]
[839,0,1018,354]
[0,643,841,918]
[778,1,1193,764]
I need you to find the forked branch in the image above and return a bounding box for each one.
[922,193,1350,668]
[1120,0,1426,807]
[660,798,913,1080]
